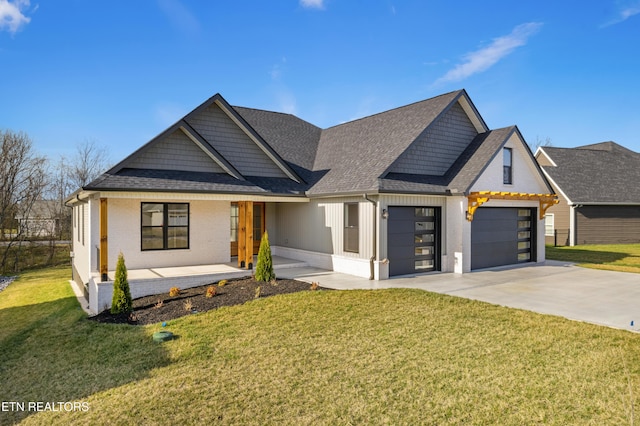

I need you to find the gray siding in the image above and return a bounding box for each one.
[186,104,288,178]
[576,205,640,245]
[124,129,226,173]
[544,201,571,246]
[544,180,571,246]
[389,102,478,176]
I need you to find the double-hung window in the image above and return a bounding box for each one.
[503,147,513,184]
[544,214,554,237]
[141,203,189,250]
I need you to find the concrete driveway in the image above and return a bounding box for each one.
[279,261,640,333]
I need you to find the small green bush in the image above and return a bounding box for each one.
[218,279,228,287]
[110,252,132,314]
[254,230,275,282]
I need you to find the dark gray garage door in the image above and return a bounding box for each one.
[471,208,534,270]
[388,207,440,276]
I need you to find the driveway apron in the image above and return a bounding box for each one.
[280,261,640,332]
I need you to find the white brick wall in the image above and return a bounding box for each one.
[107,198,230,270]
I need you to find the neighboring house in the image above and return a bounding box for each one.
[15,200,59,238]
[67,89,556,313]
[536,142,640,246]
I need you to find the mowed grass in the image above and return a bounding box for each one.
[547,243,640,273]
[2,268,640,425]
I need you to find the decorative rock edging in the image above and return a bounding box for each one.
[0,276,17,293]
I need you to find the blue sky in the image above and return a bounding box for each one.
[2,0,640,163]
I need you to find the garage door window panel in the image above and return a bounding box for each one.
[415,259,434,270]
[517,209,533,263]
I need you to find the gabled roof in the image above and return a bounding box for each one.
[232,106,322,184]
[538,142,640,204]
[101,94,303,183]
[81,89,542,199]
[307,90,487,195]
[378,126,537,195]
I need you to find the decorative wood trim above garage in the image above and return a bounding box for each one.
[467,191,558,221]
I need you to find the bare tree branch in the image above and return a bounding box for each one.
[68,139,111,189]
[0,130,48,272]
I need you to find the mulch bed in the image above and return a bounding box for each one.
[88,276,325,326]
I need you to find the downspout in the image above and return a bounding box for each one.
[363,194,377,280]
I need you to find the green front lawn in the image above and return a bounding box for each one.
[2,267,640,425]
[546,243,640,273]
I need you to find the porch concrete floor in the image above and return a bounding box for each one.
[110,256,308,281]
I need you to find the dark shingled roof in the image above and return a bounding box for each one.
[83,90,534,198]
[377,127,520,194]
[85,168,305,196]
[232,107,322,172]
[539,142,640,204]
[308,91,463,195]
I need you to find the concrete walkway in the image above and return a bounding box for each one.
[278,261,640,333]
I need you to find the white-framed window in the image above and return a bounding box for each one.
[544,213,554,236]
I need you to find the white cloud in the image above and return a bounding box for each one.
[300,0,324,9]
[270,57,287,80]
[601,2,640,28]
[0,0,32,34]
[433,22,543,86]
[157,0,200,37]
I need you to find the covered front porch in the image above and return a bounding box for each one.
[87,255,308,314]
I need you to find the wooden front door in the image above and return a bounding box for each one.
[230,202,265,256]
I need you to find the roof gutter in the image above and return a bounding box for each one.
[64,190,93,208]
[363,194,377,280]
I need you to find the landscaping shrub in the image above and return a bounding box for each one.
[110,252,132,314]
[169,287,180,297]
[184,299,193,312]
[205,286,216,298]
[254,230,275,282]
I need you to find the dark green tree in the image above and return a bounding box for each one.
[111,252,132,314]
[254,231,275,282]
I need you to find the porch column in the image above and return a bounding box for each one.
[245,201,254,270]
[99,198,108,282]
[237,201,254,269]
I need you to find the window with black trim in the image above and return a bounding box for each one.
[141,203,189,250]
[344,203,359,253]
[503,147,513,184]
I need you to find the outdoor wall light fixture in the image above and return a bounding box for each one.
[382,209,389,219]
